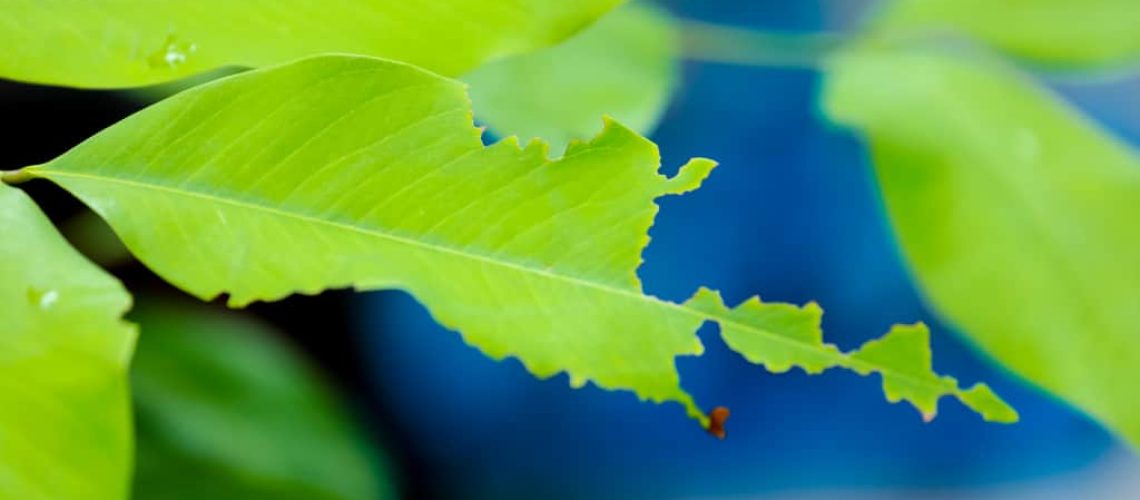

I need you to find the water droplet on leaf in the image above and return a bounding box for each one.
[27,287,60,310]
[147,34,197,69]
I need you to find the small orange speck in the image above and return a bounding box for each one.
[922,411,935,423]
[707,406,730,440]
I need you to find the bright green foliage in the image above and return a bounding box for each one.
[823,49,1140,445]
[24,54,714,422]
[850,324,1017,423]
[465,2,679,151]
[113,3,679,151]
[877,0,1140,67]
[22,54,1012,427]
[131,302,393,499]
[687,289,1016,422]
[0,0,621,88]
[0,184,136,499]
[686,288,836,375]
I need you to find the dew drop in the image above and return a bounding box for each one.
[26,287,60,310]
[147,34,198,69]
[40,290,59,309]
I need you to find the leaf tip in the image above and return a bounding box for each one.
[960,383,1020,424]
[661,158,718,196]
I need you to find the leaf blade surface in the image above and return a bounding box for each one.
[877,0,1140,68]
[0,184,136,499]
[131,301,394,499]
[823,48,1140,445]
[1,0,622,88]
[29,55,1014,427]
[465,2,679,150]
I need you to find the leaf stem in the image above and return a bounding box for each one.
[680,20,848,69]
[1,169,35,185]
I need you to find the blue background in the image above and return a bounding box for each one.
[353,1,1136,498]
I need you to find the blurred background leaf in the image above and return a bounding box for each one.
[119,2,682,155]
[0,0,622,88]
[0,184,135,499]
[876,0,1140,69]
[60,209,133,269]
[823,47,1140,447]
[130,301,395,499]
[465,2,680,152]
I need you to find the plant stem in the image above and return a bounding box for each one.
[1,169,34,185]
[680,20,847,69]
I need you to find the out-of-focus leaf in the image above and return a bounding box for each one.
[877,0,1140,68]
[61,209,133,268]
[823,48,1140,446]
[0,184,136,499]
[131,302,394,499]
[465,2,679,151]
[21,54,1013,429]
[116,3,679,145]
[1,0,622,88]
[120,67,248,105]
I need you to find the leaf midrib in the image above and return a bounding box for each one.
[38,168,957,399]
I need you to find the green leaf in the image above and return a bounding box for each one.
[118,3,680,148]
[876,0,1140,68]
[60,209,133,268]
[1,0,622,88]
[131,301,394,500]
[465,2,679,151]
[686,289,1016,422]
[0,184,136,499]
[23,54,1013,428]
[823,48,1140,445]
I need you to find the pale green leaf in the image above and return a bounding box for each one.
[22,54,1012,428]
[131,302,394,500]
[877,0,1140,67]
[823,48,1140,445]
[1,0,622,88]
[0,184,136,499]
[465,2,679,151]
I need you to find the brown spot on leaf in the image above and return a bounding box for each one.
[707,406,730,439]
